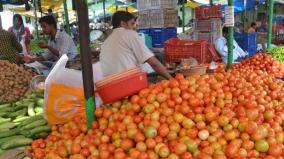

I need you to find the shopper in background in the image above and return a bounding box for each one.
[8,14,31,55]
[47,9,58,22]
[215,27,247,64]
[247,22,257,33]
[23,15,77,68]
[100,11,172,79]
[0,28,22,63]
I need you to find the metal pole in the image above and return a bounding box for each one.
[76,0,96,128]
[227,0,234,69]
[267,0,274,49]
[63,0,71,35]
[33,0,39,39]
[182,0,185,33]
[103,0,106,20]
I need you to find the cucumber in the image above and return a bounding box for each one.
[33,132,48,139]
[0,107,14,113]
[0,129,9,132]
[0,104,10,109]
[0,112,7,118]
[22,119,47,130]
[0,122,16,130]
[13,104,28,111]
[27,103,35,117]
[0,135,25,145]
[30,125,51,136]
[34,107,43,114]
[0,148,4,155]
[20,115,43,127]
[20,130,31,136]
[13,116,29,123]
[0,118,11,124]
[8,108,27,119]
[15,101,23,106]
[1,138,33,150]
[0,129,19,138]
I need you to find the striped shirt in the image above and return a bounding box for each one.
[42,31,77,61]
[0,30,22,63]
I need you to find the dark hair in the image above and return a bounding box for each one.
[251,22,256,27]
[47,9,52,12]
[222,27,229,34]
[39,15,57,30]
[112,11,135,29]
[13,14,24,25]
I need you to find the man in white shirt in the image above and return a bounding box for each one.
[100,11,172,79]
[24,15,77,66]
[215,27,248,64]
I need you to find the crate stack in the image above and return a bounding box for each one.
[194,5,222,44]
[137,0,179,48]
[234,32,257,57]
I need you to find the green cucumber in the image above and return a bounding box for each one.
[0,118,11,124]
[0,135,25,145]
[0,128,9,132]
[22,119,47,130]
[27,103,35,117]
[1,138,33,150]
[13,104,28,111]
[34,107,43,114]
[20,115,43,127]
[8,108,27,119]
[30,125,51,136]
[0,122,16,130]
[33,132,48,139]
[0,104,10,109]
[0,107,14,113]
[13,116,29,123]
[0,129,19,138]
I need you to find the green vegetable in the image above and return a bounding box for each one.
[1,137,33,150]
[0,135,25,145]
[13,116,29,123]
[0,117,11,124]
[0,129,9,132]
[34,107,43,114]
[20,115,43,127]
[0,122,16,130]
[0,104,10,109]
[33,132,48,139]
[22,119,47,130]
[28,103,35,117]
[8,108,27,119]
[30,125,51,136]
[0,112,7,117]
[13,104,28,111]
[0,129,19,138]
[36,99,44,107]
[0,107,14,113]
[267,46,284,63]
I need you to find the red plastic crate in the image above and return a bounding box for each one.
[165,38,208,64]
[195,5,222,20]
[96,72,148,104]
[207,44,222,62]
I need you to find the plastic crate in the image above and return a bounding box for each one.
[150,8,179,28]
[138,10,150,28]
[150,28,177,48]
[138,28,150,35]
[149,0,178,9]
[194,31,219,44]
[234,32,257,56]
[207,44,222,62]
[195,5,222,20]
[164,38,208,64]
[137,0,150,11]
[195,18,222,32]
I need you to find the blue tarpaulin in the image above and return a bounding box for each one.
[221,0,255,13]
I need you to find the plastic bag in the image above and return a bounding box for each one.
[44,54,103,125]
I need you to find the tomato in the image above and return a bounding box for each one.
[71,143,81,155]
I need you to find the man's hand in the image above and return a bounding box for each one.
[22,55,35,63]
[38,41,48,48]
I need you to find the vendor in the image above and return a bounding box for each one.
[247,22,257,33]
[215,27,247,64]
[8,14,31,55]
[0,28,23,63]
[100,11,172,79]
[23,15,77,68]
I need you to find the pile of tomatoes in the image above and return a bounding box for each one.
[233,54,284,78]
[29,69,284,159]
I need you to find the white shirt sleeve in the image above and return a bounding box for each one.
[129,31,154,64]
[42,44,53,60]
[215,37,228,58]
[58,33,77,59]
[233,40,248,57]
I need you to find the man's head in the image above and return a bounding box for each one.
[39,15,57,35]
[13,14,24,29]
[251,22,257,29]
[222,27,229,39]
[112,11,136,30]
[47,9,52,13]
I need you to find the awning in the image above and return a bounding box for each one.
[40,0,63,13]
[185,1,201,8]
[107,5,138,13]
[8,6,41,18]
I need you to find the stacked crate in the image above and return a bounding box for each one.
[194,5,222,44]
[137,0,178,48]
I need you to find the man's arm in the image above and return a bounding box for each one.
[146,56,172,80]
[39,42,60,57]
